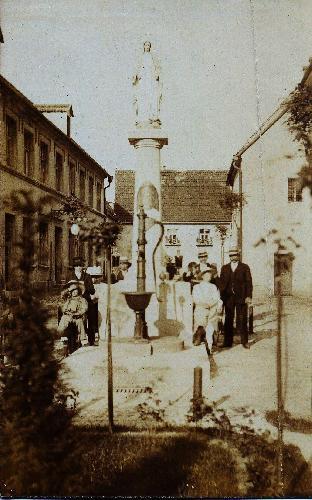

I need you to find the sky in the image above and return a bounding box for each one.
[1,0,312,200]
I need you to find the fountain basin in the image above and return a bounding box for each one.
[122,291,154,311]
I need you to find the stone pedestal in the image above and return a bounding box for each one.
[128,128,168,337]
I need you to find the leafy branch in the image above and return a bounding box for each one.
[215,224,228,241]
[287,83,312,153]
[219,190,246,212]
[286,76,312,196]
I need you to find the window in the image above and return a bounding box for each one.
[112,252,120,268]
[288,178,302,202]
[69,161,76,195]
[196,228,213,246]
[40,141,49,183]
[23,217,35,264]
[79,169,86,202]
[96,181,102,212]
[24,129,34,176]
[55,152,63,192]
[165,228,180,246]
[68,230,75,267]
[88,239,93,266]
[6,115,17,167]
[88,176,94,207]
[38,222,49,266]
[78,240,85,262]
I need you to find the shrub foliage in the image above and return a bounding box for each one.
[0,191,76,496]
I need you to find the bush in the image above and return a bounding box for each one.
[0,192,77,496]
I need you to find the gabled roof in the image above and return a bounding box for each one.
[115,169,232,224]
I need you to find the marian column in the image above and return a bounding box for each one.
[128,41,168,333]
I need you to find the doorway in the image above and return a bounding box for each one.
[274,253,293,296]
[54,226,63,283]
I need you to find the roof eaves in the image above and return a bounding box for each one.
[227,60,312,186]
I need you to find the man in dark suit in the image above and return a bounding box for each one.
[70,256,96,345]
[219,247,252,349]
[175,250,183,271]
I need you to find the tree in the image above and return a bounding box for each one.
[287,79,312,195]
[0,191,77,496]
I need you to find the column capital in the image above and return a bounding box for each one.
[128,129,168,149]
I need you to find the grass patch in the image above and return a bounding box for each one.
[61,426,311,497]
[1,425,310,496]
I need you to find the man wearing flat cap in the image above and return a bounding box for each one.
[219,246,253,349]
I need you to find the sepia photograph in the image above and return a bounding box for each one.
[0,0,311,497]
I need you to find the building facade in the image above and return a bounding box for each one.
[227,64,312,299]
[0,75,113,290]
[115,169,232,272]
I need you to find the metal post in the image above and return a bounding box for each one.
[106,245,114,433]
[136,206,148,339]
[276,250,284,494]
[137,206,147,293]
[239,168,243,260]
[193,366,203,420]
[221,238,225,267]
[193,366,203,401]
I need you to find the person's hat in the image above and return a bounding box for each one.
[201,265,214,275]
[72,256,84,267]
[198,250,208,258]
[65,281,80,293]
[120,256,131,265]
[228,246,240,256]
[87,266,103,276]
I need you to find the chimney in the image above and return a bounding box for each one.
[34,104,74,137]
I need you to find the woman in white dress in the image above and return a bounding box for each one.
[192,267,223,354]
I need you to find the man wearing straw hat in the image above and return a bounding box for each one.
[219,246,253,349]
[197,250,219,287]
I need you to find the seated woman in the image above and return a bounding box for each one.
[192,267,223,355]
[57,282,88,351]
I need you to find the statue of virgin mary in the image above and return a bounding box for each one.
[132,41,162,127]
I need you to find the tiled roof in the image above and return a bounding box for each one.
[115,169,232,223]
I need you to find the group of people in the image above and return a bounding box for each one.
[57,247,253,356]
[181,248,253,354]
[57,256,98,353]
[57,255,132,354]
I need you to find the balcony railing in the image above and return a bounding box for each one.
[165,236,181,246]
[196,236,213,246]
